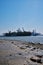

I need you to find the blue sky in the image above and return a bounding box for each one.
[0,0,43,34]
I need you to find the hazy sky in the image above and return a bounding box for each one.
[0,0,43,34]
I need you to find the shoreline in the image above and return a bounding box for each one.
[0,39,43,49]
[0,36,43,44]
[0,39,43,65]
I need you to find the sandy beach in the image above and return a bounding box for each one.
[0,40,43,65]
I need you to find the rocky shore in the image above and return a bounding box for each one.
[0,40,43,65]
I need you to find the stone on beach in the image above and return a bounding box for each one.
[30,56,42,63]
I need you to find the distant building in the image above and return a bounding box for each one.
[32,30,36,36]
[17,28,22,32]
[32,29,40,36]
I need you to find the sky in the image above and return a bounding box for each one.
[0,0,43,34]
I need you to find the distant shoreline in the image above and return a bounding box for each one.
[0,36,43,44]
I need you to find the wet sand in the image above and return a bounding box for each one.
[0,40,43,65]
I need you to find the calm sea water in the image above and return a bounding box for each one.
[0,36,43,44]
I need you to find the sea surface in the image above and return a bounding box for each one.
[0,36,43,44]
